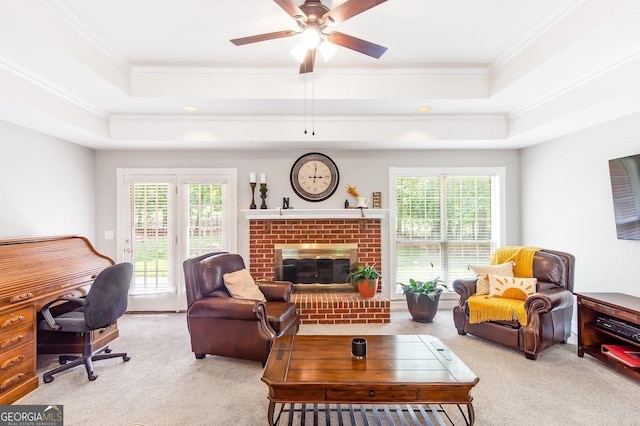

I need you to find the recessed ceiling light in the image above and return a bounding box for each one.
[183,105,197,112]
[416,106,432,113]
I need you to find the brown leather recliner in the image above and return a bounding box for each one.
[452,249,575,360]
[183,252,299,365]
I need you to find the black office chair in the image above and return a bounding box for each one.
[39,262,133,383]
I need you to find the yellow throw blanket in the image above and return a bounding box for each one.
[489,246,541,277]
[468,294,528,326]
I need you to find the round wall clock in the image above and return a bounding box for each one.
[290,152,340,202]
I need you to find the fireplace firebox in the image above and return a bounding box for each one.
[274,243,358,293]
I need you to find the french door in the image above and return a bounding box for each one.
[117,168,237,311]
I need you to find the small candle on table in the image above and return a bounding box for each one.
[260,173,266,184]
[249,172,256,183]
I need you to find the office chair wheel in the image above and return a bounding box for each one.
[195,353,205,359]
[58,355,78,365]
[123,355,131,361]
[43,375,54,384]
[104,347,112,353]
[88,373,98,381]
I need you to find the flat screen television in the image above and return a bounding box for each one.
[608,153,640,240]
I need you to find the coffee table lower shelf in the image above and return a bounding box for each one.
[271,402,471,426]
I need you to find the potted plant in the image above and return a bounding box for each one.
[348,264,380,299]
[399,272,448,323]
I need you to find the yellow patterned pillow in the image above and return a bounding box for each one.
[468,262,515,295]
[488,274,537,300]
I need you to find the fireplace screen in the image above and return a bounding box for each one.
[274,243,358,292]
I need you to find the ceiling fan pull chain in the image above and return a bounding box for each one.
[312,72,315,136]
[304,75,308,134]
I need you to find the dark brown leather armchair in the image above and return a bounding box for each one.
[183,252,299,365]
[453,249,575,360]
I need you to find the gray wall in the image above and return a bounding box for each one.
[0,121,95,239]
[94,149,521,280]
[4,111,640,299]
[521,112,640,297]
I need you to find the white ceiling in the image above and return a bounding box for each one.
[1,0,639,150]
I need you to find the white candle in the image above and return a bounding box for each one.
[249,172,256,183]
[260,173,266,184]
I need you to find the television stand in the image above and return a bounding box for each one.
[576,292,640,381]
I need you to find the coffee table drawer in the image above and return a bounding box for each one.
[327,386,418,402]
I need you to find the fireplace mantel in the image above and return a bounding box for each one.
[241,208,388,220]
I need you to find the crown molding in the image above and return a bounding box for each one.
[131,65,488,77]
[47,0,131,71]
[489,0,583,75]
[0,56,107,118]
[508,49,640,119]
[109,114,505,122]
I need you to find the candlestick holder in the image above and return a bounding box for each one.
[260,183,268,209]
[249,182,257,209]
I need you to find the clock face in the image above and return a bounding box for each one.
[290,153,340,202]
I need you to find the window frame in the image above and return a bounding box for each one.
[116,168,237,311]
[388,167,506,299]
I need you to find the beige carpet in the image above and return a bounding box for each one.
[16,309,639,426]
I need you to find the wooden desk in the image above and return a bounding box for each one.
[262,334,479,425]
[0,235,116,403]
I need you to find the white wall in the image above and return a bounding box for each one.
[521,112,640,297]
[94,148,521,288]
[0,121,95,239]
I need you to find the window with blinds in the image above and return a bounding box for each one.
[130,183,171,294]
[394,173,498,294]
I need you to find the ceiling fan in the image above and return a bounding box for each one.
[230,0,388,73]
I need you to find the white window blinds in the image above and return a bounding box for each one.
[394,174,497,294]
[129,183,171,294]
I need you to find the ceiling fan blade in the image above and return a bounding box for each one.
[323,0,387,25]
[327,31,387,59]
[300,49,316,74]
[273,0,305,20]
[230,30,297,46]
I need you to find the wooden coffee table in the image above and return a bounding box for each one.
[262,334,479,425]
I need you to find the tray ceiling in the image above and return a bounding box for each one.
[0,0,639,150]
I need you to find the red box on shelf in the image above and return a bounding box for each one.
[601,344,640,368]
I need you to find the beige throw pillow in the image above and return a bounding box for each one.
[223,269,266,301]
[468,262,515,295]
[488,274,537,301]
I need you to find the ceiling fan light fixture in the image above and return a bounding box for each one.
[300,27,321,49]
[319,40,337,61]
[290,43,308,63]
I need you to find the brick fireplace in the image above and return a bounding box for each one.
[245,210,390,324]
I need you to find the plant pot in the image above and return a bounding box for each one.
[405,292,441,323]
[356,278,378,299]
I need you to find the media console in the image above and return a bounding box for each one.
[576,292,640,381]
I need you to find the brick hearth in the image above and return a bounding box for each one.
[247,216,390,324]
[292,293,390,325]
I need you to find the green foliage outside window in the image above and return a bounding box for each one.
[395,175,494,291]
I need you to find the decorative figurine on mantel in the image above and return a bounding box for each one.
[346,184,368,208]
[372,192,382,209]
